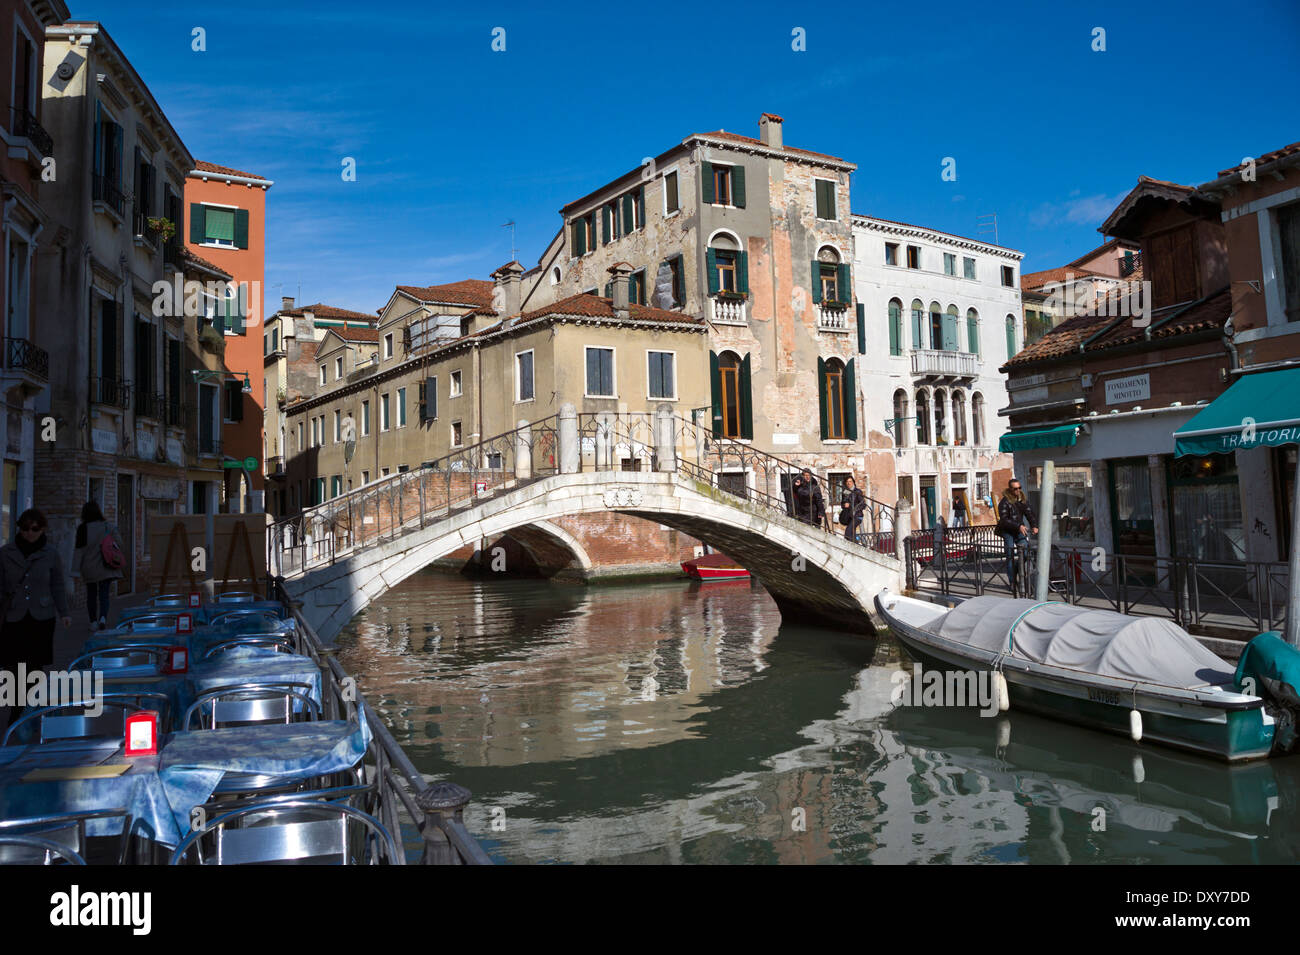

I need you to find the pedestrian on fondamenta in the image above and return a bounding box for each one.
[791,468,825,527]
[996,479,1038,588]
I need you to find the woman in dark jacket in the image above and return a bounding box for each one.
[0,508,71,676]
[996,480,1038,588]
[841,477,866,542]
[72,500,124,630]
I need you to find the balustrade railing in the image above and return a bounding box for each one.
[3,337,48,381]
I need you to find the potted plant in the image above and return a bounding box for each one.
[276,387,287,408]
[198,323,225,354]
[717,289,747,301]
[146,216,176,242]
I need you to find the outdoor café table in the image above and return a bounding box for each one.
[118,601,287,625]
[0,736,170,842]
[81,620,296,660]
[183,650,325,717]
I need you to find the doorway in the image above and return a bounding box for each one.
[919,476,937,529]
[116,474,134,594]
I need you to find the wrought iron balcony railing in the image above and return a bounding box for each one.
[92,376,131,409]
[92,174,125,217]
[3,337,48,381]
[134,390,164,419]
[165,399,188,429]
[9,106,52,157]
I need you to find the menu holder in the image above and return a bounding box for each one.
[22,764,131,782]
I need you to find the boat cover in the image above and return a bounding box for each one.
[934,596,1235,689]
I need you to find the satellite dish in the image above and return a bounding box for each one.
[344,439,356,464]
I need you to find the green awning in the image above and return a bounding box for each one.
[999,424,1081,453]
[1174,368,1300,457]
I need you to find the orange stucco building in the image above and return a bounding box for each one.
[184,160,273,511]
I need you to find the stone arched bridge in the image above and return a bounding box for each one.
[272,408,903,641]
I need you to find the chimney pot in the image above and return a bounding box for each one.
[608,262,633,318]
[281,296,295,311]
[759,112,783,148]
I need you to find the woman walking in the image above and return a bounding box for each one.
[72,501,124,630]
[841,476,867,543]
[0,508,71,678]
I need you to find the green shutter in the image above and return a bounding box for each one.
[572,219,586,256]
[1006,317,1016,359]
[701,161,714,204]
[672,254,685,305]
[604,281,612,298]
[837,264,850,304]
[889,302,902,356]
[811,261,822,304]
[636,187,645,228]
[709,350,721,437]
[912,306,923,349]
[739,354,753,440]
[732,165,745,208]
[942,310,958,351]
[601,205,611,244]
[234,208,249,249]
[844,358,857,440]
[856,303,867,354]
[622,194,634,234]
[817,357,828,440]
[706,248,719,295]
[737,251,749,295]
[190,203,206,244]
[968,314,979,355]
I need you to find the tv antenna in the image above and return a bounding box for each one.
[502,220,517,263]
[976,213,999,246]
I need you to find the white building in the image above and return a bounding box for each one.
[851,215,1023,528]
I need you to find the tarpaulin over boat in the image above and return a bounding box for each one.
[935,596,1235,689]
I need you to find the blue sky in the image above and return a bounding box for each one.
[95,0,1299,313]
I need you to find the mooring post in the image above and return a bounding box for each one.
[895,498,912,568]
[655,403,675,472]
[559,403,579,474]
[515,419,532,480]
[416,781,473,865]
[1036,460,1057,602]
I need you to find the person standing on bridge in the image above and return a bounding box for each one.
[792,469,825,527]
[996,479,1037,590]
[840,477,866,542]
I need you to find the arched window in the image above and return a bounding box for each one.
[823,358,848,439]
[972,392,985,446]
[893,389,909,447]
[929,301,943,353]
[707,233,746,296]
[717,350,744,439]
[550,267,561,285]
[887,299,903,356]
[911,299,925,350]
[915,389,931,445]
[1005,314,1017,360]
[952,391,967,445]
[933,387,948,444]
[967,308,980,355]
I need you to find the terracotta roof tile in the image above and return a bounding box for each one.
[179,247,231,279]
[1216,141,1300,178]
[1020,265,1110,291]
[329,326,380,343]
[278,303,377,322]
[394,279,493,307]
[1003,312,1111,369]
[192,160,270,182]
[520,293,703,326]
[695,130,848,164]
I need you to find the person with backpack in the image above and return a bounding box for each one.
[71,501,125,630]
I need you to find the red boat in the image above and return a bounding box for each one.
[681,552,751,580]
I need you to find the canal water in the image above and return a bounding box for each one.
[336,569,1300,864]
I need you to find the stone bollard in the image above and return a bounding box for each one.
[559,403,579,474]
[515,419,531,480]
[655,403,675,472]
[416,781,473,865]
[895,499,912,568]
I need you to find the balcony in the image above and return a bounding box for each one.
[817,303,851,332]
[92,174,125,219]
[92,377,131,410]
[911,348,979,380]
[8,107,52,164]
[2,337,48,385]
[709,294,747,325]
[132,208,159,252]
[196,435,222,459]
[266,455,285,478]
[165,400,189,429]
[134,391,164,420]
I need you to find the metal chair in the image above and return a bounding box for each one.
[198,781,377,821]
[182,683,321,730]
[214,591,259,603]
[149,594,191,607]
[200,636,296,660]
[67,643,168,671]
[2,694,170,745]
[120,613,181,632]
[0,809,130,865]
[207,609,283,629]
[168,799,397,865]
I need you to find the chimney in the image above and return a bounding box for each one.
[608,262,633,319]
[281,296,295,312]
[492,261,524,318]
[759,112,783,148]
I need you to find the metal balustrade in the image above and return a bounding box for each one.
[3,337,48,381]
[9,106,52,157]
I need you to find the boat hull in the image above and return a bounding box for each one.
[681,555,751,581]
[875,594,1275,763]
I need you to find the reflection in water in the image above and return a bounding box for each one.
[337,569,1300,864]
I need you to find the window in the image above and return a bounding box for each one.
[666,255,685,308]
[1278,203,1300,322]
[398,464,409,473]
[570,213,595,256]
[1001,265,1015,287]
[975,471,990,503]
[952,391,968,445]
[618,186,646,234]
[223,379,243,422]
[335,356,343,380]
[664,170,679,214]
[702,161,745,207]
[602,200,620,243]
[818,263,839,304]
[713,165,732,205]
[930,302,943,352]
[907,245,920,269]
[915,390,931,445]
[1005,314,1017,359]
[716,351,744,439]
[963,256,976,280]
[133,149,156,237]
[381,393,390,431]
[910,299,926,349]
[319,365,327,386]
[333,410,341,442]
[384,333,393,358]
[933,387,948,444]
[92,102,124,215]
[189,203,249,249]
[450,370,462,397]
[362,470,370,485]
[892,390,909,447]
[885,243,899,266]
[943,253,957,276]
[629,270,646,306]
[420,376,436,420]
[822,358,848,440]
[1146,224,1200,309]
[12,26,36,118]
[972,393,985,446]
[330,476,342,499]
[715,250,738,292]
[966,308,980,355]
[397,387,407,426]
[451,421,463,447]
[815,179,836,220]
[585,346,615,397]
[361,400,371,435]
[199,384,218,453]
[380,468,389,478]
[296,423,303,451]
[887,299,903,356]
[516,350,534,402]
[648,351,675,399]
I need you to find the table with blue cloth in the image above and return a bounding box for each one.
[80,621,297,662]
[0,711,372,848]
[180,651,325,727]
[117,601,287,625]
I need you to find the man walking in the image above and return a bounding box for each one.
[791,469,825,527]
[996,479,1037,590]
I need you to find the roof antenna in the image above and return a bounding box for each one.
[976,213,998,246]
[502,220,517,263]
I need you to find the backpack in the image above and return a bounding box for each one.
[100,525,125,570]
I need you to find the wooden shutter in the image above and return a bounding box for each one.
[621,194,634,234]
[967,313,979,355]
[601,205,611,244]
[190,203,206,243]
[233,209,249,249]
[732,165,746,208]
[1172,226,1199,304]
[1006,316,1016,360]
[912,305,924,349]
[426,376,436,419]
[672,255,685,305]
[837,264,851,304]
[737,251,749,294]
[888,302,901,356]
[812,261,822,304]
[816,356,828,440]
[857,302,868,354]
[604,281,612,298]
[709,351,722,437]
[706,249,719,295]
[701,161,714,204]
[844,358,857,440]
[942,311,958,351]
[739,354,753,440]
[571,219,586,256]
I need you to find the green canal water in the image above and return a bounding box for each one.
[335,570,1300,864]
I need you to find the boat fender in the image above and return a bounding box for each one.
[996,718,1011,749]
[1129,708,1143,743]
[994,671,1010,712]
[1131,754,1145,785]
